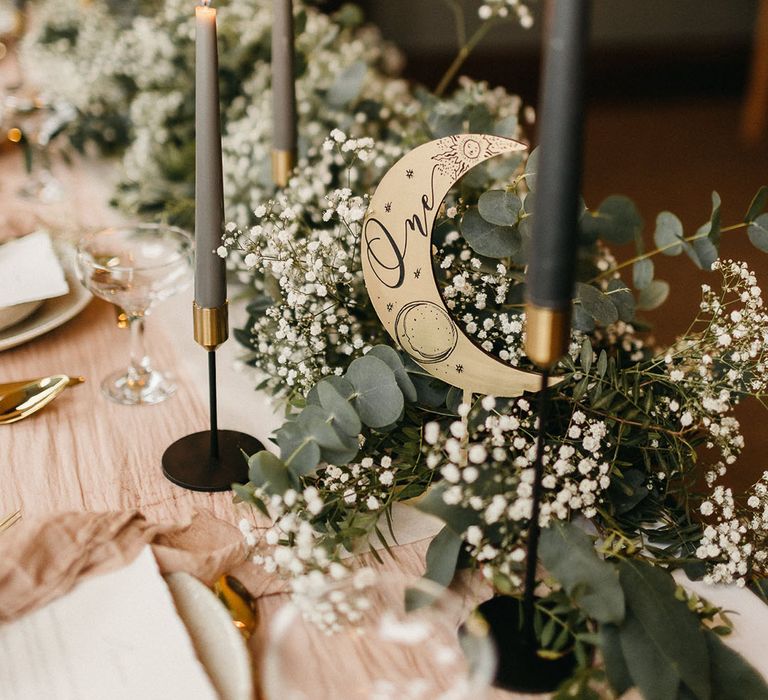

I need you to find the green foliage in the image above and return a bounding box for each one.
[346,355,404,428]
[587,195,644,245]
[654,211,685,255]
[539,521,624,624]
[477,189,522,227]
[460,206,521,258]
[748,213,768,253]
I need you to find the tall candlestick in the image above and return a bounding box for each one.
[271,0,296,187]
[195,1,227,312]
[525,0,590,369]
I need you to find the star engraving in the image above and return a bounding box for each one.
[455,364,464,374]
[413,268,421,278]
[386,302,394,312]
[384,202,392,213]
[406,169,414,179]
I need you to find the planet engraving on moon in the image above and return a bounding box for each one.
[395,301,458,364]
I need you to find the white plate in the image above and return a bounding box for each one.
[0,269,91,352]
[165,572,254,700]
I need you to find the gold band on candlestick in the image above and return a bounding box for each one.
[193,301,229,350]
[272,149,295,188]
[524,303,570,369]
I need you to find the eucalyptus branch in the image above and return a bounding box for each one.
[588,222,749,285]
[435,20,497,97]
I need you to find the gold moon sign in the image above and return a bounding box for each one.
[361,133,555,397]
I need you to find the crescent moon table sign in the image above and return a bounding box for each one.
[361,133,559,398]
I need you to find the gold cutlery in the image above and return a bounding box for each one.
[0,509,21,533]
[214,574,259,640]
[0,375,85,425]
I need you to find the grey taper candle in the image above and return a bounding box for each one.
[525,0,590,368]
[195,2,227,309]
[271,0,296,186]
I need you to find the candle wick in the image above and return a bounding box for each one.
[200,0,211,6]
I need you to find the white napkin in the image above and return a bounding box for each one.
[0,546,219,700]
[0,231,69,307]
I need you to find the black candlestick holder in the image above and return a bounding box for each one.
[162,302,264,492]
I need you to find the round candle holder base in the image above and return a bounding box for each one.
[470,595,577,694]
[162,430,263,492]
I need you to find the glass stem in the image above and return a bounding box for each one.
[127,315,152,388]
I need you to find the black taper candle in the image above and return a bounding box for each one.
[525,0,590,369]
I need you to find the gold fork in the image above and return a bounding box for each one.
[0,509,22,533]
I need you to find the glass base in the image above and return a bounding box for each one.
[101,368,177,406]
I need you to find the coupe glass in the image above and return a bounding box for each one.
[262,570,496,700]
[75,224,192,405]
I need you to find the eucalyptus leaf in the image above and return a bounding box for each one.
[745,185,768,223]
[632,258,654,290]
[346,355,404,428]
[705,629,768,699]
[618,608,681,700]
[297,405,354,451]
[523,146,538,190]
[460,207,520,258]
[539,521,625,624]
[592,195,643,245]
[317,379,362,437]
[368,345,418,402]
[248,450,296,494]
[618,560,711,700]
[606,279,636,322]
[577,283,619,325]
[654,212,684,255]
[637,279,670,310]
[275,421,322,476]
[601,624,633,696]
[705,191,722,246]
[692,229,719,271]
[414,482,481,534]
[478,190,522,227]
[747,213,768,253]
[491,114,518,138]
[571,302,596,332]
[424,525,463,587]
[326,60,367,108]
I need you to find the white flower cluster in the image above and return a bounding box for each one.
[655,261,768,484]
[478,0,535,28]
[228,78,528,395]
[424,396,611,587]
[243,455,404,590]
[696,472,768,586]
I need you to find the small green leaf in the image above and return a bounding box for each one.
[367,345,418,402]
[745,185,768,222]
[747,213,768,253]
[275,421,321,476]
[637,279,670,310]
[460,207,521,258]
[539,521,625,624]
[706,191,722,246]
[632,258,654,290]
[346,355,404,428]
[606,279,635,322]
[692,227,719,270]
[592,195,644,245]
[601,624,633,696]
[654,212,684,255]
[424,525,462,587]
[317,379,362,437]
[705,629,768,699]
[524,146,539,190]
[571,302,596,332]
[577,283,619,325]
[579,338,593,374]
[414,482,481,534]
[248,451,296,494]
[597,350,608,378]
[478,189,522,227]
